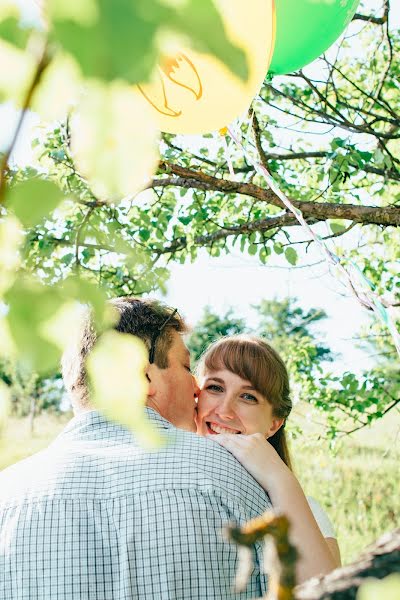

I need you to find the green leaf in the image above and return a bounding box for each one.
[178,215,192,225]
[31,52,83,121]
[87,330,161,447]
[49,0,247,84]
[6,178,64,227]
[61,252,75,265]
[357,574,400,600]
[49,0,159,83]
[4,275,109,375]
[139,228,151,241]
[0,216,23,297]
[285,247,298,266]
[70,81,159,201]
[329,221,348,235]
[0,16,30,50]
[0,36,34,103]
[0,380,11,430]
[5,278,64,374]
[273,242,284,255]
[168,0,247,80]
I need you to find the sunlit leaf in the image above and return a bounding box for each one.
[87,330,161,447]
[55,275,113,337]
[31,51,83,120]
[0,38,34,103]
[70,81,159,201]
[6,178,64,227]
[49,0,160,83]
[48,0,98,23]
[0,216,23,297]
[3,269,114,375]
[40,299,89,353]
[285,247,298,266]
[0,2,30,50]
[0,380,11,430]
[357,574,400,600]
[5,278,64,374]
[330,220,348,235]
[0,317,16,358]
[48,0,246,84]
[166,0,248,80]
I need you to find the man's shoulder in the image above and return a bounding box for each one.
[0,419,269,514]
[160,430,270,508]
[0,449,52,503]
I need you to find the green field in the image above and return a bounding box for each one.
[1,408,399,566]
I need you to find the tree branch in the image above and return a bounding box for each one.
[352,13,388,25]
[0,42,50,205]
[156,162,400,227]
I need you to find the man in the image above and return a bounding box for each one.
[0,297,271,599]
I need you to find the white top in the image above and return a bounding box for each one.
[307,496,336,538]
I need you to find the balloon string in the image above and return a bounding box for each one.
[219,128,236,179]
[227,125,400,359]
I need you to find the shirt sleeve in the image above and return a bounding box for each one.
[306,496,336,538]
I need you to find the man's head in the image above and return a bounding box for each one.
[61,297,199,431]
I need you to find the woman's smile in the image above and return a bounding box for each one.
[205,421,242,435]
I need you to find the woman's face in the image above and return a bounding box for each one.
[196,368,284,437]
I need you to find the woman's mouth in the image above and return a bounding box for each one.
[206,422,241,435]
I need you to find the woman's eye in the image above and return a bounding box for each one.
[206,384,223,392]
[241,393,258,403]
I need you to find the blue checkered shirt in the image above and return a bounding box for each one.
[0,409,271,599]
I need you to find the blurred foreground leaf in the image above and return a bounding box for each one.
[4,275,108,374]
[71,81,159,201]
[357,574,400,600]
[48,0,247,84]
[0,216,23,297]
[0,37,34,103]
[0,380,11,430]
[6,178,64,227]
[31,51,82,120]
[5,278,66,373]
[87,330,161,447]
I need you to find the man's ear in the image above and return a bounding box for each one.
[266,417,285,439]
[145,363,158,397]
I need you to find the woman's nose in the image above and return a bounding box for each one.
[215,397,235,419]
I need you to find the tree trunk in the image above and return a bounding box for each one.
[294,529,400,600]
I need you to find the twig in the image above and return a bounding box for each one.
[0,42,51,205]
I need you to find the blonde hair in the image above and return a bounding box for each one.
[197,335,293,469]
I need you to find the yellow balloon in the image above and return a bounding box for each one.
[137,0,275,135]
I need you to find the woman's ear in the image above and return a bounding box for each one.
[266,417,285,439]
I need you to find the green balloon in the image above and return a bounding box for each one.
[269,0,360,75]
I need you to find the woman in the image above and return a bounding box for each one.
[196,334,341,584]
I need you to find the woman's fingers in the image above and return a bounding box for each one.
[206,433,287,490]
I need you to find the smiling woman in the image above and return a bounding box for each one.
[196,334,292,465]
[196,335,341,583]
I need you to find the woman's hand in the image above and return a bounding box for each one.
[206,432,292,492]
[208,432,339,582]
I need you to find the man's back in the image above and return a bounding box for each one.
[0,410,270,599]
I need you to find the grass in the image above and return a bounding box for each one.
[290,404,400,565]
[0,407,399,566]
[0,412,72,471]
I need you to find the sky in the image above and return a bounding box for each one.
[1,0,398,376]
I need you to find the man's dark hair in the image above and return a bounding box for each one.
[62,297,187,411]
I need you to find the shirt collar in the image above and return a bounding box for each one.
[55,407,174,443]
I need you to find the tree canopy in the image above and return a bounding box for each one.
[0,0,398,435]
